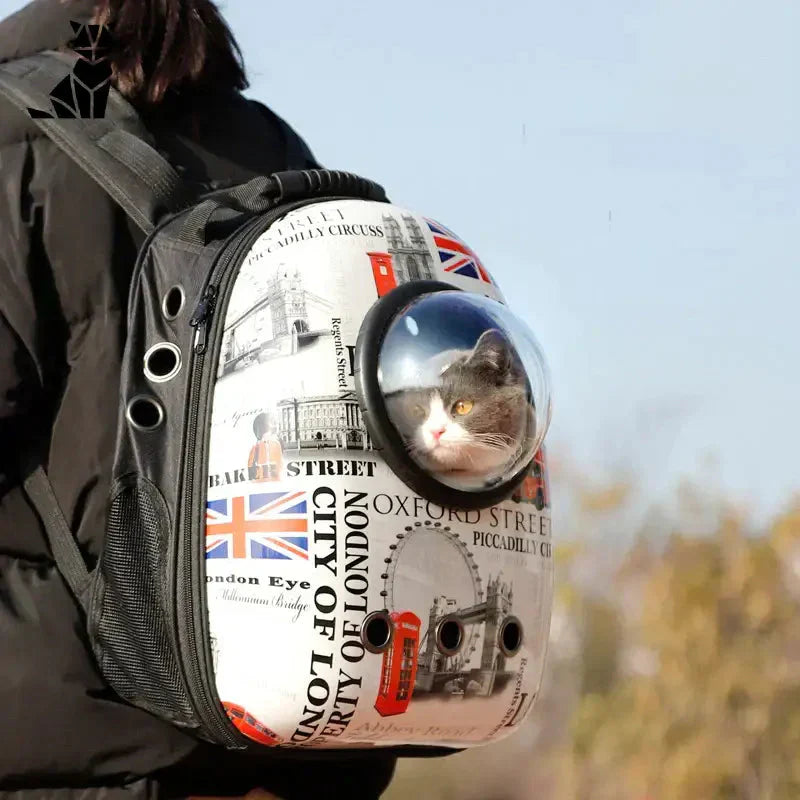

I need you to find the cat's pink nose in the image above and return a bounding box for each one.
[431,427,446,442]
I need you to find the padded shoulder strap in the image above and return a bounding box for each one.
[0,50,192,233]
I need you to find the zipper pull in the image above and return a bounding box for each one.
[190,285,217,354]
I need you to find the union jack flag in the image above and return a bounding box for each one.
[425,219,494,284]
[206,490,308,561]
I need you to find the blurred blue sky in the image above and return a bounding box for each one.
[2,0,797,520]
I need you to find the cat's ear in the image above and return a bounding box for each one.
[468,329,514,375]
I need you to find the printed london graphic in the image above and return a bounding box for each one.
[247,413,284,482]
[205,491,309,561]
[374,611,422,717]
[510,447,550,510]
[203,200,551,748]
[366,211,438,298]
[222,701,283,746]
[380,523,525,702]
[425,218,495,285]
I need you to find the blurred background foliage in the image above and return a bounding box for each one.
[384,457,800,799]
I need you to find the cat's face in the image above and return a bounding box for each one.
[385,329,533,481]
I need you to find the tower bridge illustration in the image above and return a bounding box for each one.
[219,266,332,375]
[414,575,516,698]
[381,525,519,698]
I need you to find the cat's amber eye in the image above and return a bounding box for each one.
[454,400,474,416]
[413,404,426,419]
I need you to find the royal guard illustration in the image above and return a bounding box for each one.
[374,611,421,717]
[222,702,282,746]
[247,412,283,482]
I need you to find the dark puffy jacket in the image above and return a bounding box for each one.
[0,1,395,796]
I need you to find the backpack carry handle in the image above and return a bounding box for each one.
[272,169,386,203]
[180,169,388,246]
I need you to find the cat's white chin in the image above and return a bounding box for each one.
[422,442,513,476]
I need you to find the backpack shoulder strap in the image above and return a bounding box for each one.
[0,51,192,610]
[23,465,91,612]
[0,50,192,234]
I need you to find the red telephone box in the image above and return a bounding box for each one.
[368,252,398,297]
[374,611,421,717]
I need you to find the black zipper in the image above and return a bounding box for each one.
[189,284,218,354]
[177,199,336,746]
[181,351,241,745]
[178,217,264,747]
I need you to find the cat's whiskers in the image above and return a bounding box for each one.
[470,432,515,451]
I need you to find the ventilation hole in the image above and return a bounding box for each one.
[144,343,181,383]
[361,611,393,653]
[499,616,523,656]
[126,396,164,431]
[436,616,464,655]
[162,286,185,319]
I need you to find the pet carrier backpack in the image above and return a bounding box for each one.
[0,50,554,754]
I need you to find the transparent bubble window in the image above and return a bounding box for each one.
[373,290,551,494]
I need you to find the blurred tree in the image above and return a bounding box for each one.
[561,503,800,800]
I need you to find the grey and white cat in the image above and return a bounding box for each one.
[385,329,533,482]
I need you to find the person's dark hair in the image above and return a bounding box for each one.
[91,0,248,106]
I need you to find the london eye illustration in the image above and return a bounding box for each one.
[378,521,518,700]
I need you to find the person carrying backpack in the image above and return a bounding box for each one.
[0,0,397,797]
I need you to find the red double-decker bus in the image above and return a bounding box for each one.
[511,447,549,510]
[222,701,282,746]
[374,611,421,717]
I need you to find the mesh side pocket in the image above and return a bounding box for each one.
[90,474,197,726]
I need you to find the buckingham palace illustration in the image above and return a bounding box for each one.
[276,392,372,451]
